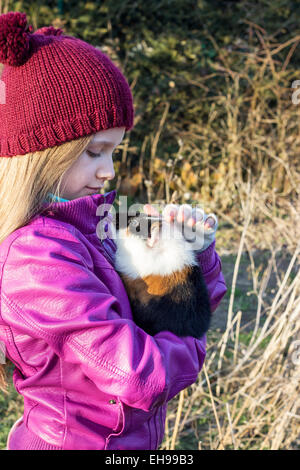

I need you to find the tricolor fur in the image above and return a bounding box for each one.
[114,213,211,338]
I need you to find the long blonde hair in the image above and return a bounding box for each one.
[0,134,94,391]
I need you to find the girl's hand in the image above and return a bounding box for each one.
[143,203,218,252]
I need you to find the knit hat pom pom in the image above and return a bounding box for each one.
[35,26,64,37]
[0,11,33,66]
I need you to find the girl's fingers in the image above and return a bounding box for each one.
[145,203,218,233]
[191,207,205,224]
[163,205,207,228]
[162,204,179,222]
[204,214,218,230]
[143,204,160,217]
[176,204,192,223]
[193,212,217,232]
[187,217,196,228]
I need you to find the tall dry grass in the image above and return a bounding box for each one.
[144,25,300,450]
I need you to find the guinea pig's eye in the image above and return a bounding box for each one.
[130,219,139,227]
[129,218,141,232]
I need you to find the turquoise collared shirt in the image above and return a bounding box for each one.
[47,192,69,203]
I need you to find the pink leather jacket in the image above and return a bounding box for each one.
[0,190,227,450]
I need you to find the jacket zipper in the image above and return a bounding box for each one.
[104,398,125,450]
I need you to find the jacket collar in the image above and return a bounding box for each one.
[41,189,117,235]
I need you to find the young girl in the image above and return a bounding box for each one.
[0,11,227,450]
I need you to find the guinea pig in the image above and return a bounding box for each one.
[113,212,211,339]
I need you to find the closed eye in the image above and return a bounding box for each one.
[87,150,103,158]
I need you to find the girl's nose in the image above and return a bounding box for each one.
[96,156,115,181]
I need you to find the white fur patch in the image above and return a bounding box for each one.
[114,221,197,278]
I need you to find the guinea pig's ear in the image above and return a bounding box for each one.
[127,214,137,223]
[127,210,141,222]
[115,212,139,230]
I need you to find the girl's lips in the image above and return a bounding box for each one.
[86,186,103,190]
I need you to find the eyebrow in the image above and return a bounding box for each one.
[88,140,122,149]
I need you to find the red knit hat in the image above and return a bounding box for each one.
[0,11,134,157]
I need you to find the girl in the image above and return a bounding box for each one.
[0,11,227,450]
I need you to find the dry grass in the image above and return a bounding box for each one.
[153,27,300,450]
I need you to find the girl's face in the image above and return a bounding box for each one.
[60,127,125,200]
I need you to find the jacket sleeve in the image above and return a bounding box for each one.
[196,240,227,313]
[1,224,206,411]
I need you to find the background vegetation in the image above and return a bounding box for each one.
[1,0,299,450]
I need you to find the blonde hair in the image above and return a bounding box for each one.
[0,134,94,390]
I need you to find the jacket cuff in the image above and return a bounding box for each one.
[195,240,216,274]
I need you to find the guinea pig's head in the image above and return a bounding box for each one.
[117,213,177,249]
[115,212,197,277]
[127,214,163,248]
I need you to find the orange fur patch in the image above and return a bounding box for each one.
[120,265,192,306]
